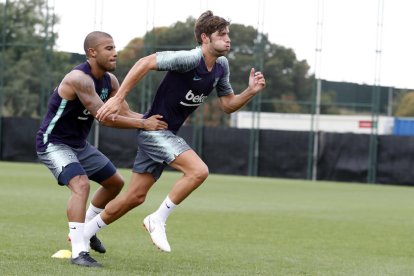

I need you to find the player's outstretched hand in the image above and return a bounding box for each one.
[97,96,123,121]
[248,68,266,93]
[143,115,168,130]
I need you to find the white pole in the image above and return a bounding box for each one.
[94,121,100,148]
[92,0,104,148]
[387,87,393,116]
[311,0,324,181]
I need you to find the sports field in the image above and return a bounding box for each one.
[1,161,414,275]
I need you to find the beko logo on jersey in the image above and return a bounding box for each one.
[180,90,207,107]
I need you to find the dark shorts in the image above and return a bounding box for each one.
[37,142,116,185]
[133,130,191,180]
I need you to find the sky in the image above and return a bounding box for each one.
[48,0,414,89]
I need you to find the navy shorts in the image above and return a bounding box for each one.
[133,130,191,180]
[37,142,116,185]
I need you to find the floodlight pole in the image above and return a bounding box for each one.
[309,0,324,181]
[387,87,393,116]
[93,0,104,30]
[311,79,322,181]
[248,0,265,177]
[368,0,385,183]
[92,0,104,148]
[0,0,9,158]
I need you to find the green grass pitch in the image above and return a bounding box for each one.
[1,161,414,275]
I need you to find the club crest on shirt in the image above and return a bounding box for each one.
[100,88,109,101]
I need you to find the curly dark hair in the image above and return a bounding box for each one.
[194,10,230,45]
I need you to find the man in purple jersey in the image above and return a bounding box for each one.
[84,11,266,253]
[36,31,167,267]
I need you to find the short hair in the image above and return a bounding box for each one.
[194,10,230,45]
[83,31,112,56]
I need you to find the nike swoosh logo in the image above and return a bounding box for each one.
[70,227,76,229]
[165,202,171,209]
[96,222,102,229]
[193,76,202,81]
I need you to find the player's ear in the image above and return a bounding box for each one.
[200,33,209,44]
[87,48,96,58]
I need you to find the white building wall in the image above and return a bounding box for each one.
[230,111,394,135]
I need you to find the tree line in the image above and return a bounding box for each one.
[0,0,316,121]
[1,0,410,125]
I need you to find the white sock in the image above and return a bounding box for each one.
[84,214,107,242]
[69,222,87,258]
[85,204,104,223]
[153,196,176,223]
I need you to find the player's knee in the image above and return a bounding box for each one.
[100,173,124,193]
[191,165,209,185]
[113,175,124,192]
[126,193,146,209]
[69,176,90,197]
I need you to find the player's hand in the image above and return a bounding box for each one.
[97,96,123,121]
[248,68,266,93]
[142,115,168,130]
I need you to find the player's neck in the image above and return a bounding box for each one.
[201,49,218,72]
[87,60,106,79]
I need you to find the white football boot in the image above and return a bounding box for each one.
[143,215,171,252]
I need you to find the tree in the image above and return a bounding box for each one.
[394,92,414,117]
[0,0,74,118]
[0,7,315,120]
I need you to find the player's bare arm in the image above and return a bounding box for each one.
[107,73,140,120]
[62,71,167,130]
[114,89,168,130]
[96,54,158,121]
[107,73,167,129]
[218,68,266,114]
[107,74,142,120]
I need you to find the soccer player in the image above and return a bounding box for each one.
[35,31,167,267]
[84,11,266,253]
